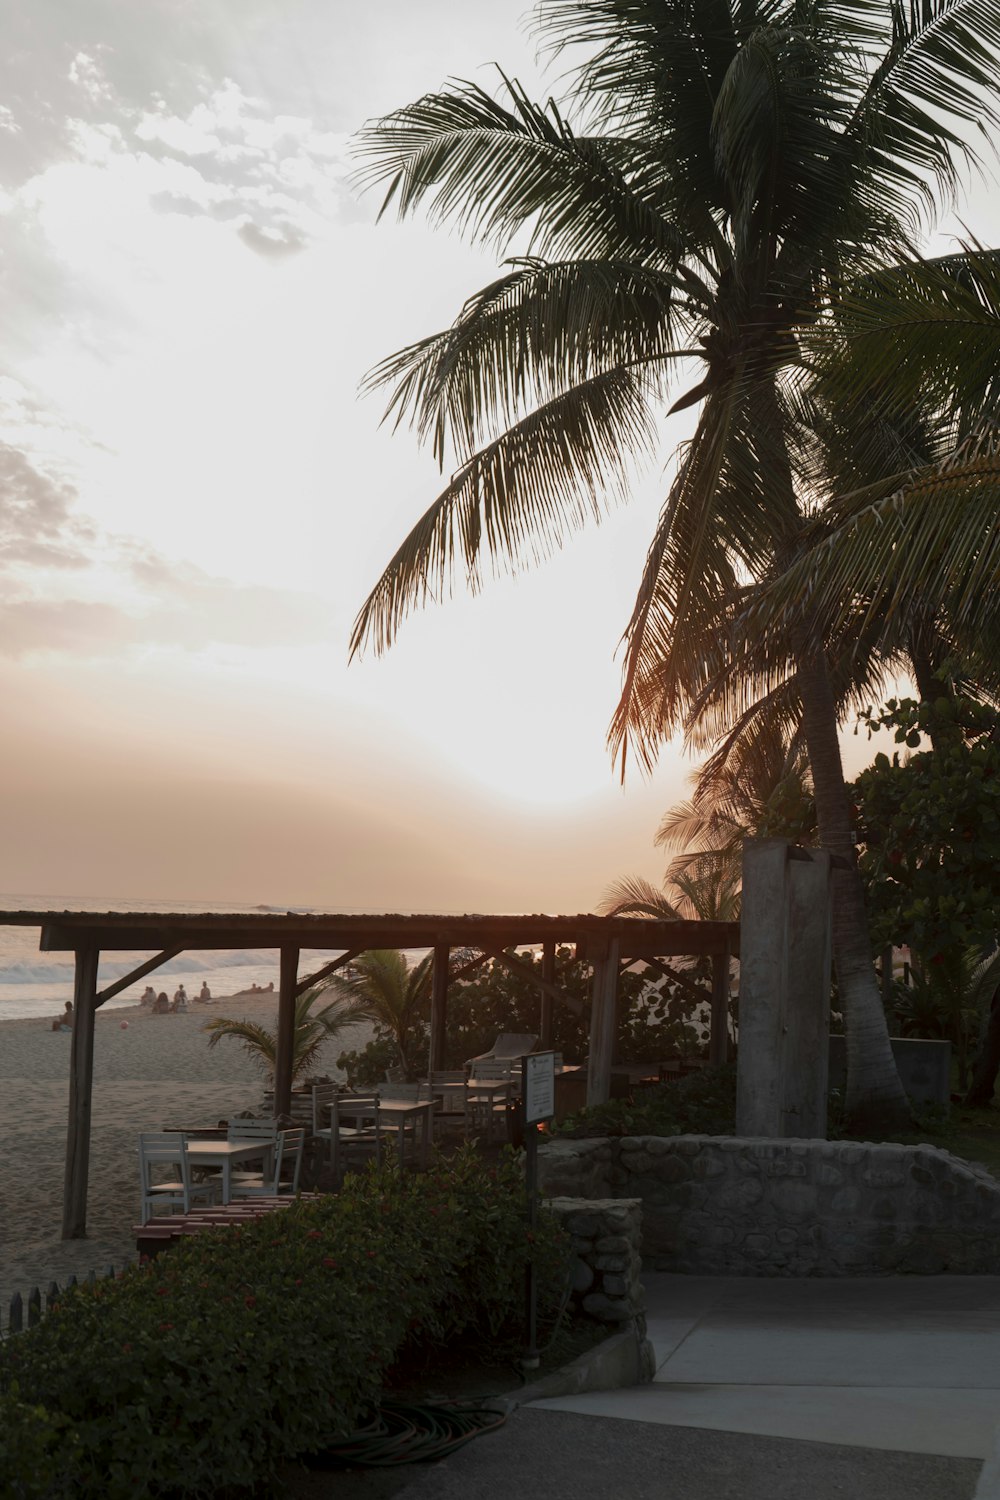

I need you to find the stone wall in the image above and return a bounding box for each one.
[545,1196,646,1325]
[540,1135,1000,1276]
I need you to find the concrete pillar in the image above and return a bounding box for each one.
[736,840,833,1138]
[273,944,299,1119]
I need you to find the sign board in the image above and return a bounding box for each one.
[523,1050,556,1125]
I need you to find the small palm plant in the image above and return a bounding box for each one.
[319,948,432,1080]
[201,987,368,1085]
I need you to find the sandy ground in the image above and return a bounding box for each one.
[0,994,373,1326]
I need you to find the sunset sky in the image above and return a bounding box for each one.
[1,2,995,914]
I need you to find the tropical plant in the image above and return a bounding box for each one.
[321,948,433,1080]
[201,986,366,1085]
[350,0,1000,1128]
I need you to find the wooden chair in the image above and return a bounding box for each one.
[138,1133,216,1224]
[229,1129,305,1198]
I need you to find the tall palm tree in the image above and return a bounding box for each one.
[320,949,432,1080]
[202,988,366,1085]
[351,1,1000,1128]
[742,247,1000,687]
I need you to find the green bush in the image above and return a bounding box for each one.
[553,1063,737,1138]
[0,1148,567,1499]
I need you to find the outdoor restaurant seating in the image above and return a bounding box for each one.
[138,1132,217,1224]
[229,1128,305,1198]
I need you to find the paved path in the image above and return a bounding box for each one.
[395,1273,1000,1499]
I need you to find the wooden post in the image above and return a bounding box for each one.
[539,940,555,1051]
[428,943,449,1075]
[273,945,299,1119]
[62,947,100,1240]
[709,948,730,1066]
[586,937,620,1107]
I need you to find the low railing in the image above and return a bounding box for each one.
[3,1265,118,1338]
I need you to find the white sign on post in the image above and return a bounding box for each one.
[523,1051,556,1125]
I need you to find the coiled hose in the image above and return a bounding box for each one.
[305,1400,507,1468]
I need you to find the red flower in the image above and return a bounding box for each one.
[323,1257,338,1269]
[158,1322,173,1332]
[367,1250,377,1259]
[121,1342,132,1353]
[307,1229,322,1240]
[294,1278,303,1286]
[245,1296,257,1309]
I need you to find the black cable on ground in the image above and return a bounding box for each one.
[304,1400,507,1469]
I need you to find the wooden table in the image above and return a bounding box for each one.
[186,1139,270,1203]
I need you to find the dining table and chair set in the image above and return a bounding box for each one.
[136,1041,577,1246]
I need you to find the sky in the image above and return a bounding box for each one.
[0,2,996,914]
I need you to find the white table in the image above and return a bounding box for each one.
[331,1099,435,1170]
[186,1139,269,1203]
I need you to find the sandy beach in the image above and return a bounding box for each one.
[0,993,373,1328]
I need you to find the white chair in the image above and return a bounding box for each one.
[229,1129,305,1198]
[226,1118,280,1188]
[138,1132,216,1224]
[467,1033,537,1065]
[311,1082,342,1164]
[331,1093,383,1180]
[466,1060,518,1142]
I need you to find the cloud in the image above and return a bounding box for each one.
[0,442,95,570]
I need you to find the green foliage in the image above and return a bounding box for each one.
[202,986,366,1086]
[554,1064,737,1139]
[0,1150,568,1499]
[853,693,1000,965]
[322,951,433,1080]
[339,946,706,1085]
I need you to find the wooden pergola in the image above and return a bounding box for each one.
[0,909,738,1240]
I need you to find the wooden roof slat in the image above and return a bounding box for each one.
[0,909,738,959]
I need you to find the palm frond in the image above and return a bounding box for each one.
[353,75,685,263]
[363,256,699,467]
[351,368,658,657]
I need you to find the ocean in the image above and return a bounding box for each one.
[0,893,347,1021]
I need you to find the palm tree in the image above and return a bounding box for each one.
[351,0,1000,1129]
[202,988,366,1085]
[741,247,1000,690]
[602,719,809,918]
[319,949,433,1080]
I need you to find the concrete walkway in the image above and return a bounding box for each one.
[395,1273,1000,1499]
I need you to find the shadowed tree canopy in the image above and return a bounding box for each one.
[350,0,1000,1129]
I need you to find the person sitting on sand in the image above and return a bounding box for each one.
[140,985,156,1007]
[51,1001,74,1032]
[197,981,211,1003]
[153,991,170,1014]
[172,984,188,1012]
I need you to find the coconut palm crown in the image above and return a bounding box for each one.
[351,0,1000,1128]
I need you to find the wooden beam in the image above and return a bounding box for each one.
[273,945,299,1119]
[448,951,490,985]
[429,943,449,1075]
[294,949,360,997]
[640,956,711,1007]
[587,938,620,1107]
[479,945,584,1018]
[96,946,183,1006]
[710,948,730,1066]
[62,947,100,1240]
[540,940,555,1050]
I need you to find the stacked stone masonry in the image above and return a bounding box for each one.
[539,1135,1000,1276]
[545,1197,646,1324]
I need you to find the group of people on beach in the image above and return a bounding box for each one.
[140,982,212,1013]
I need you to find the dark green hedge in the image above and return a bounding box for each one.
[0,1147,567,1499]
[553,1063,738,1138]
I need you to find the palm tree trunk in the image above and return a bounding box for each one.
[796,650,911,1130]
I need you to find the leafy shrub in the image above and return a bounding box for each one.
[553,1063,737,1138]
[0,1148,567,1499]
